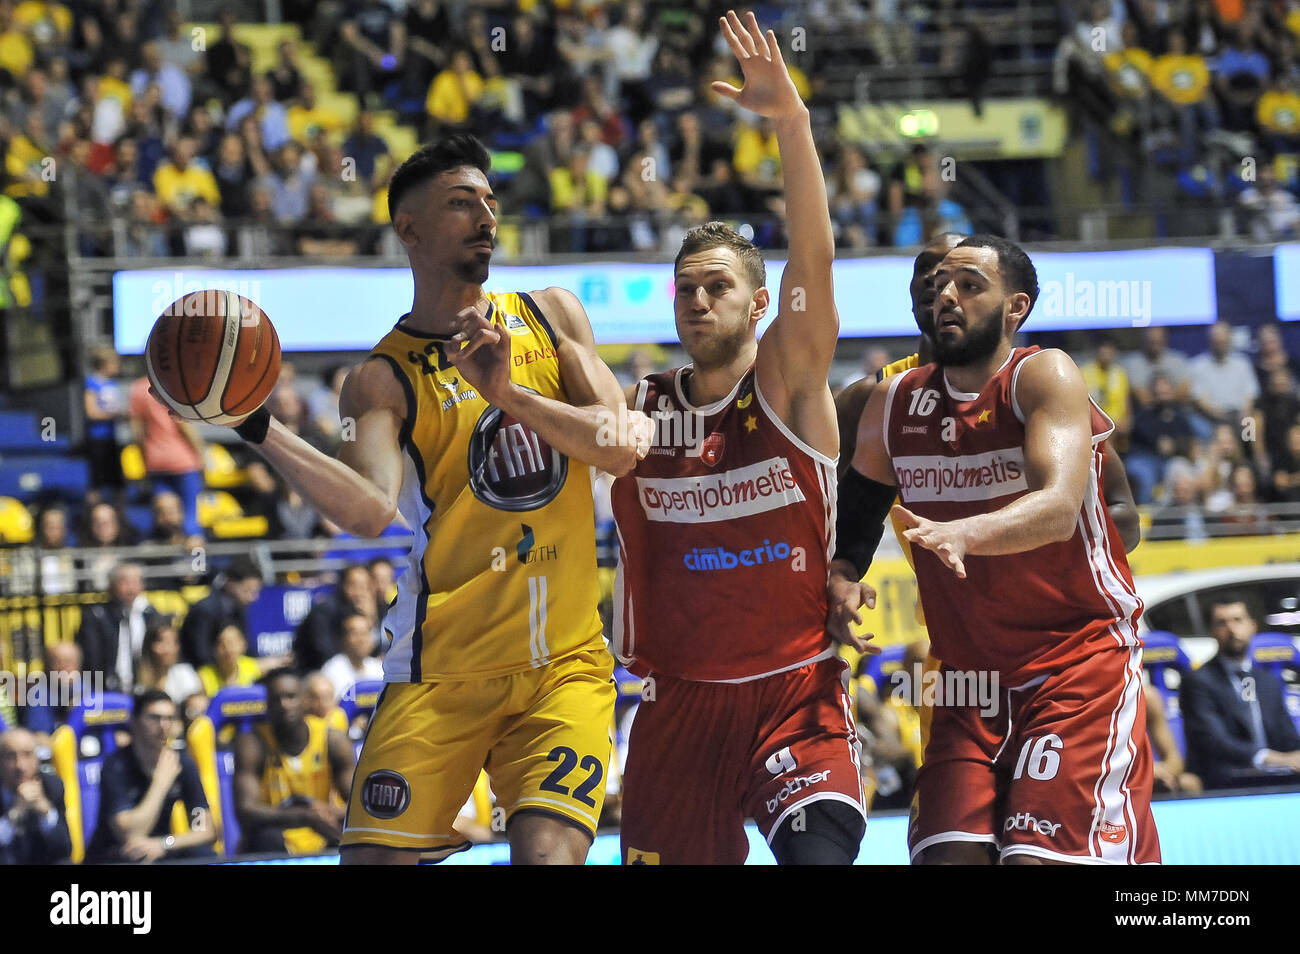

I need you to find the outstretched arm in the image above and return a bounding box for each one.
[713,12,839,456]
[445,288,652,476]
[894,350,1094,578]
[237,359,407,539]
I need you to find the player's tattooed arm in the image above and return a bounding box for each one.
[894,350,1094,578]
[454,285,652,475]
[239,359,405,539]
[1101,440,1141,553]
[715,12,839,458]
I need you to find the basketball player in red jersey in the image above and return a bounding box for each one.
[610,11,866,865]
[828,234,1140,646]
[836,235,1160,864]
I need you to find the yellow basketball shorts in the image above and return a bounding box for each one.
[342,646,616,858]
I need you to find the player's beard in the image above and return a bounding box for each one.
[933,301,1004,367]
[686,317,752,372]
[454,257,490,285]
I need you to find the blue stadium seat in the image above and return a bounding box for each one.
[0,456,88,500]
[1143,631,1191,758]
[1252,633,1300,734]
[613,665,643,704]
[206,686,269,855]
[0,410,71,452]
[55,692,134,859]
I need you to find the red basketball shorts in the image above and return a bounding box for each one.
[909,646,1161,864]
[620,655,866,865]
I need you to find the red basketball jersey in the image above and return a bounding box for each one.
[883,347,1143,683]
[610,367,836,681]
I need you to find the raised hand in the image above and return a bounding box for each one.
[445,305,512,406]
[710,10,805,122]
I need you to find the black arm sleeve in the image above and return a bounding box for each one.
[833,467,898,580]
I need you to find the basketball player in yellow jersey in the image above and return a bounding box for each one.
[224,135,650,864]
[233,669,355,855]
[827,235,1141,748]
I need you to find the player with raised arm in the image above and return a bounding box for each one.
[610,10,866,865]
[834,235,1159,864]
[222,135,649,865]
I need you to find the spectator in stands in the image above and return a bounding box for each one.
[549,147,608,253]
[1181,593,1300,788]
[180,557,263,668]
[198,623,286,697]
[341,110,389,186]
[296,182,359,257]
[119,187,169,257]
[79,501,135,591]
[1081,336,1132,447]
[498,11,556,118]
[212,132,255,221]
[1103,21,1157,141]
[288,81,341,145]
[827,144,881,249]
[425,48,484,137]
[570,74,631,150]
[226,74,290,153]
[77,560,157,694]
[11,66,68,146]
[1256,74,1300,152]
[579,118,620,182]
[338,0,404,103]
[130,39,190,122]
[401,0,451,100]
[19,641,83,738]
[321,611,384,701]
[603,0,658,124]
[1150,470,1209,540]
[136,615,201,706]
[1121,325,1192,408]
[1126,372,1196,503]
[85,689,216,863]
[1238,162,1300,240]
[183,103,222,164]
[268,39,304,104]
[368,555,396,609]
[261,139,315,224]
[129,372,204,536]
[1145,683,1203,794]
[1150,30,1219,158]
[1271,421,1300,501]
[152,134,220,223]
[294,563,380,673]
[83,344,128,498]
[302,671,338,723]
[1212,25,1272,131]
[206,10,252,103]
[0,727,71,865]
[181,196,227,257]
[1254,323,1300,381]
[1221,463,1273,534]
[233,668,353,854]
[1189,321,1261,428]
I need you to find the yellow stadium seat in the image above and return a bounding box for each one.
[48,724,83,863]
[196,490,244,528]
[212,515,270,539]
[185,714,225,855]
[203,443,249,489]
[121,444,146,481]
[0,496,33,544]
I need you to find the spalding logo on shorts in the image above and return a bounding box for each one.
[468,386,567,512]
[361,770,411,819]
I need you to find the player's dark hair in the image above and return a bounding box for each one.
[1207,590,1259,623]
[388,134,492,222]
[259,666,300,690]
[675,221,766,291]
[956,234,1040,318]
[133,688,175,715]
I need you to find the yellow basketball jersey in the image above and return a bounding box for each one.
[878,353,925,625]
[256,715,334,854]
[368,291,604,681]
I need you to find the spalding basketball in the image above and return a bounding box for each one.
[145,290,281,425]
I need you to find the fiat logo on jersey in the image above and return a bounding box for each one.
[469,386,568,512]
[698,432,725,466]
[361,770,410,819]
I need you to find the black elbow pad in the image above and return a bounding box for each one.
[833,467,898,579]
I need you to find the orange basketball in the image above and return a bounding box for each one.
[145,290,281,425]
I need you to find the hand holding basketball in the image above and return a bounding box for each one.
[146,291,281,426]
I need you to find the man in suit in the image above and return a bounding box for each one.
[0,727,72,864]
[1181,592,1300,789]
[180,556,263,668]
[76,562,159,694]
